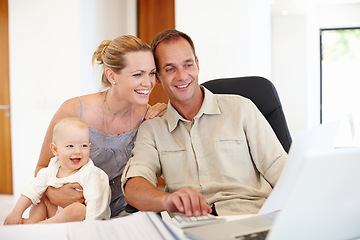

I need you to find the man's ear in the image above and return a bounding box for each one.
[155,72,162,85]
[196,56,200,71]
[50,142,59,156]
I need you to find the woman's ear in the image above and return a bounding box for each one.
[105,67,116,85]
[50,142,59,156]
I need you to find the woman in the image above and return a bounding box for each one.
[34,35,166,217]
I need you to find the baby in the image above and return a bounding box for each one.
[4,117,111,224]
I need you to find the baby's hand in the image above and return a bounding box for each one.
[4,212,23,225]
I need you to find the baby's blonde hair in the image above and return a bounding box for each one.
[52,117,89,142]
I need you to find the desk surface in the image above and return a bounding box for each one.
[0,211,254,240]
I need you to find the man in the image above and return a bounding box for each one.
[121,29,287,217]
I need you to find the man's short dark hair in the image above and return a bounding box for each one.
[150,29,196,70]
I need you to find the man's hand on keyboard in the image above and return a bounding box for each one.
[162,187,212,217]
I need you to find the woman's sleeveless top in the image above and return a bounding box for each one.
[78,96,147,217]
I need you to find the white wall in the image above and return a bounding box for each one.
[317,2,360,28]
[9,0,137,196]
[272,15,309,133]
[175,0,272,83]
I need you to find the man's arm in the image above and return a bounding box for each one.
[243,98,288,186]
[124,177,212,217]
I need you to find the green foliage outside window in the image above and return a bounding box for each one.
[322,28,360,61]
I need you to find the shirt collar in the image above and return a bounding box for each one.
[166,86,221,132]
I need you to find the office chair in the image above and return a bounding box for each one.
[201,76,292,153]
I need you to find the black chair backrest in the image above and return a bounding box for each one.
[201,76,292,153]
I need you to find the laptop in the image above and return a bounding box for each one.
[266,147,360,240]
[184,122,360,240]
[259,120,340,215]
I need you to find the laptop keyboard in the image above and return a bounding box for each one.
[171,214,226,228]
[235,230,269,240]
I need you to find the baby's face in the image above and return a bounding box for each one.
[54,126,91,171]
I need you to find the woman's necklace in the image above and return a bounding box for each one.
[104,89,130,116]
[103,90,133,138]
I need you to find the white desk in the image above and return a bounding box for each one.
[0,212,254,240]
[0,222,69,240]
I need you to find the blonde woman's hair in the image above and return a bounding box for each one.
[92,35,151,87]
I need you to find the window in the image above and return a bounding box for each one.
[320,27,360,124]
[320,27,360,146]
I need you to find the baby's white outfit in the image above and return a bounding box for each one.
[23,156,111,220]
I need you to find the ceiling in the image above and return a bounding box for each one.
[270,0,360,15]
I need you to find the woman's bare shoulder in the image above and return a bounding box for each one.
[63,92,102,106]
[78,92,104,105]
[78,92,105,126]
[56,92,101,117]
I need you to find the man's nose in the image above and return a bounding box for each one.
[176,68,187,81]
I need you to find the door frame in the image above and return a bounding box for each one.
[0,0,13,194]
